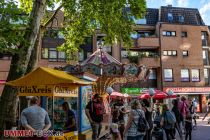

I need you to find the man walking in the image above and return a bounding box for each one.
[21,96,51,140]
[85,94,105,140]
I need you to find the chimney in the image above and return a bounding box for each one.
[168,5,172,7]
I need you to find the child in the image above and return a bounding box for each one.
[110,123,122,140]
[185,113,192,140]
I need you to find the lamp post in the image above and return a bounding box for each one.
[106,87,113,127]
[167,89,174,110]
[149,88,155,108]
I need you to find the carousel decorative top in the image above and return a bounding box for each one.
[59,48,151,95]
[81,49,122,66]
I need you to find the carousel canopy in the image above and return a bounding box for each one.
[81,49,122,66]
[6,67,93,86]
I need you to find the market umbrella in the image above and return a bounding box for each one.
[138,90,168,99]
[138,93,151,99]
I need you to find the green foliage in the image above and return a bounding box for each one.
[59,0,146,60]
[0,0,27,54]
[1,0,146,60]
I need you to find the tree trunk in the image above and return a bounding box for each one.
[0,0,46,136]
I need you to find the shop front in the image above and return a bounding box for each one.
[163,87,210,113]
[120,87,156,97]
[6,67,95,140]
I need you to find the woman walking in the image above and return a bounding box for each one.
[172,99,183,139]
[141,99,153,140]
[124,99,146,140]
[160,104,176,140]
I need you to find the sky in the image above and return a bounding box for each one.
[146,0,210,25]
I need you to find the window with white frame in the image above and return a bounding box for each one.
[191,69,200,82]
[204,68,209,78]
[162,31,176,36]
[149,69,157,80]
[181,69,190,82]
[163,50,177,56]
[164,69,173,82]
[182,51,188,56]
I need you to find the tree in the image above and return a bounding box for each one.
[0,0,146,135]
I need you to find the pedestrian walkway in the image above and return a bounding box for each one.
[100,114,210,140]
[189,114,210,140]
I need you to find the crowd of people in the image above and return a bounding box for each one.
[18,94,209,140]
[85,94,201,140]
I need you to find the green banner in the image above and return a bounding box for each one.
[120,88,148,95]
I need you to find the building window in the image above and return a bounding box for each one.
[47,48,66,62]
[41,48,49,58]
[49,48,57,61]
[191,69,200,82]
[163,50,177,56]
[181,69,190,82]
[162,31,176,36]
[203,50,207,59]
[149,69,157,80]
[164,69,173,82]
[204,68,208,78]
[121,51,128,58]
[58,51,65,59]
[182,51,188,56]
[178,15,184,23]
[181,32,187,37]
[168,13,173,22]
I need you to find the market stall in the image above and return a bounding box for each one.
[6,67,94,140]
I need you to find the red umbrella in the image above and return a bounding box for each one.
[167,94,177,98]
[138,93,151,99]
[138,90,169,99]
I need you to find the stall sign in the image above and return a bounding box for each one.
[54,86,77,95]
[164,87,210,93]
[18,86,52,94]
[18,86,78,96]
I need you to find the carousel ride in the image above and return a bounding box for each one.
[58,45,151,96]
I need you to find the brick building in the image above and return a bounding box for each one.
[1,5,210,112]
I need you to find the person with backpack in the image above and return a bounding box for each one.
[85,94,105,140]
[179,96,189,134]
[124,99,147,140]
[172,99,183,139]
[112,97,127,140]
[160,104,176,140]
[152,106,164,140]
[141,99,153,140]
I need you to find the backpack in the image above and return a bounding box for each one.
[133,110,150,132]
[165,111,176,124]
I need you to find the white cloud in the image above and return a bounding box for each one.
[200,2,210,19]
[200,0,206,5]
[166,0,173,5]
[177,0,189,7]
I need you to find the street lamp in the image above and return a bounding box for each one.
[167,89,174,96]
[149,88,155,108]
[167,90,174,109]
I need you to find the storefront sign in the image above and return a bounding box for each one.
[18,86,78,96]
[121,88,148,94]
[79,86,92,132]
[164,87,210,93]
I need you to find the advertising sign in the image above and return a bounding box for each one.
[121,88,148,95]
[79,86,92,132]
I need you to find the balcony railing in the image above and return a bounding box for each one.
[121,53,160,67]
[137,37,159,49]
[202,39,209,47]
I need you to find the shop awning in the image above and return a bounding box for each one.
[6,67,94,86]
